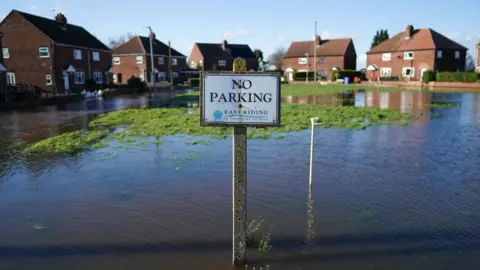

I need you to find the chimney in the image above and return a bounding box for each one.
[222,39,228,50]
[405,25,414,40]
[55,13,67,26]
[315,35,321,46]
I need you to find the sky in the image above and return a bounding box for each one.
[1,0,479,68]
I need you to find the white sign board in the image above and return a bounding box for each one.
[201,73,281,127]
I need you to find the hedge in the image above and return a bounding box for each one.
[331,70,362,81]
[422,70,436,83]
[436,72,478,83]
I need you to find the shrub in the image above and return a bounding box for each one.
[127,76,147,91]
[422,70,435,83]
[188,78,200,87]
[292,71,315,81]
[331,70,362,81]
[436,72,478,83]
[85,79,96,91]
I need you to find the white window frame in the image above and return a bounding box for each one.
[74,72,85,84]
[404,51,414,60]
[136,56,143,64]
[92,52,100,61]
[46,74,52,85]
[298,58,307,64]
[455,51,460,59]
[172,58,178,65]
[199,60,203,65]
[158,57,164,65]
[190,61,197,68]
[93,72,103,84]
[6,72,16,85]
[437,50,443,59]
[402,67,415,78]
[3,48,10,59]
[218,60,226,67]
[113,57,120,65]
[74,49,82,60]
[38,47,50,58]
[382,53,391,61]
[380,68,392,77]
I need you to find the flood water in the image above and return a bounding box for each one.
[1,90,480,270]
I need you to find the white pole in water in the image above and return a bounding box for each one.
[309,117,320,187]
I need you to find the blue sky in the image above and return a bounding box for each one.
[1,0,479,68]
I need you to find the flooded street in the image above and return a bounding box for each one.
[1,90,480,269]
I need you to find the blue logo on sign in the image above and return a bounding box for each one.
[213,110,223,120]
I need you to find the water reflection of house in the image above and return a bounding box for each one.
[283,93,354,106]
[364,91,432,124]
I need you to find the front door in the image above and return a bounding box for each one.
[63,72,70,91]
[6,72,15,85]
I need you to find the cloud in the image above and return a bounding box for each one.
[223,29,254,40]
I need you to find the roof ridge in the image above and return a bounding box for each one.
[15,9,83,28]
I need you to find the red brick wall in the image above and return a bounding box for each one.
[283,56,346,80]
[0,11,53,91]
[366,49,466,81]
[112,55,145,83]
[53,46,112,92]
[188,44,203,69]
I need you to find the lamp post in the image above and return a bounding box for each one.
[305,53,309,83]
[313,21,317,83]
[145,26,156,94]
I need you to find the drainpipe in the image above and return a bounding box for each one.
[87,50,92,79]
[50,40,57,95]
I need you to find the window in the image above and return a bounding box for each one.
[404,51,414,60]
[380,68,392,77]
[46,74,52,85]
[158,72,166,81]
[437,50,443,59]
[113,57,120,65]
[320,57,326,64]
[190,61,197,68]
[199,60,203,65]
[93,72,103,84]
[74,72,85,84]
[382,53,391,61]
[455,51,460,59]
[298,58,307,64]
[173,72,179,78]
[158,57,164,65]
[3,48,9,59]
[402,67,415,78]
[6,72,15,85]
[92,52,100,61]
[218,60,226,66]
[38,47,50,58]
[74,49,82,60]
[136,56,143,64]
[172,58,178,65]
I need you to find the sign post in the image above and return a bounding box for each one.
[200,58,281,265]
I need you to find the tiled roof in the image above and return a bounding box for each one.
[195,42,256,59]
[367,28,467,54]
[284,38,353,58]
[113,36,186,57]
[138,36,186,57]
[12,10,110,51]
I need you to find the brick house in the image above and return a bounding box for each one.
[188,40,258,71]
[112,36,187,84]
[0,32,6,98]
[366,25,468,81]
[0,10,112,94]
[283,35,357,81]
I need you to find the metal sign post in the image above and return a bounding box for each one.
[200,58,281,266]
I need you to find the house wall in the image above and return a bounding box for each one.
[366,49,466,81]
[54,45,112,93]
[188,44,258,71]
[0,32,6,95]
[188,44,203,69]
[0,11,52,92]
[283,56,346,80]
[145,56,187,81]
[112,55,146,83]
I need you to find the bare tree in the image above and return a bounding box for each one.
[466,53,476,72]
[108,32,136,49]
[267,47,286,70]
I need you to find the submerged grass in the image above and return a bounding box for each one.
[247,219,272,252]
[24,91,413,153]
[281,84,410,97]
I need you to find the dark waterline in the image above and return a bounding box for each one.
[1,90,480,269]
